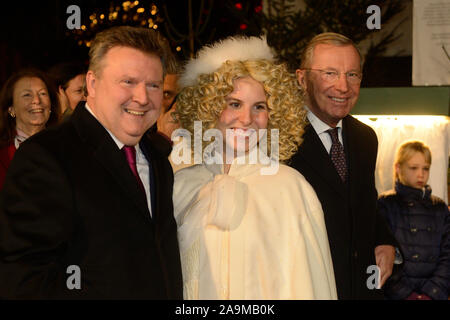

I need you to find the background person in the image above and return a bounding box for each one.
[0,68,59,188]
[290,32,397,299]
[48,61,87,120]
[378,140,449,300]
[174,36,337,299]
[155,54,181,141]
[0,26,182,299]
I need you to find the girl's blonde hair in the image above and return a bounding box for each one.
[175,58,306,162]
[394,140,432,182]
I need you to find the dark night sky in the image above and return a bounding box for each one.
[0,1,92,84]
[0,1,412,87]
[0,0,257,86]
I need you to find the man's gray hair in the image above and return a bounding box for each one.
[300,32,363,70]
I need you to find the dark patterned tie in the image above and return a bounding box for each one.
[122,145,146,195]
[327,128,347,182]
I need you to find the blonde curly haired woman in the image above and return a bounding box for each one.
[173,36,337,299]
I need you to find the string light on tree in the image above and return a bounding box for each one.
[161,0,215,58]
[71,1,164,49]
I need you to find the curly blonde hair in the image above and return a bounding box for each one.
[176,59,306,162]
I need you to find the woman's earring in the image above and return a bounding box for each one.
[8,111,15,118]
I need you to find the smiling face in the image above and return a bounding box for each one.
[86,46,164,146]
[396,151,430,189]
[216,76,269,154]
[9,76,51,136]
[296,44,361,127]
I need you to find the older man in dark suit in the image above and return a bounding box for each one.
[289,32,397,300]
[0,26,182,299]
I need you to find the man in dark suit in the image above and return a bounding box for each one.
[289,32,397,299]
[0,26,182,299]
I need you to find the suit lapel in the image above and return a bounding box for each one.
[95,142,151,220]
[72,104,151,221]
[343,115,362,203]
[299,124,346,198]
[139,131,174,223]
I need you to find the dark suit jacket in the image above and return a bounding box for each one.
[0,104,183,299]
[289,114,396,300]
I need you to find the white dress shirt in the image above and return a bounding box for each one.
[85,103,152,217]
[305,106,344,154]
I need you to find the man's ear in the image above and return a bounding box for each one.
[85,70,96,98]
[296,69,307,90]
[58,85,65,95]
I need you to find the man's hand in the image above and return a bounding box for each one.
[375,245,395,288]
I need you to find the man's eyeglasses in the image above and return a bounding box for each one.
[303,69,362,85]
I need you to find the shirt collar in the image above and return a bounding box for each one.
[15,128,30,148]
[305,105,343,134]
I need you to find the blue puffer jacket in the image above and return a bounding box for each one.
[378,182,449,300]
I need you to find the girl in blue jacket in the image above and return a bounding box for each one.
[378,140,449,300]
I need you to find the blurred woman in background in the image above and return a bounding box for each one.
[48,61,86,120]
[48,62,86,121]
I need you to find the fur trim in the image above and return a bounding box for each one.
[179,35,274,88]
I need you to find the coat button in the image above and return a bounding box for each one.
[408,202,414,207]
[353,251,358,258]
[412,254,419,259]
[427,227,432,232]
[410,228,417,233]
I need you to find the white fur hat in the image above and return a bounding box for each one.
[179,35,275,88]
